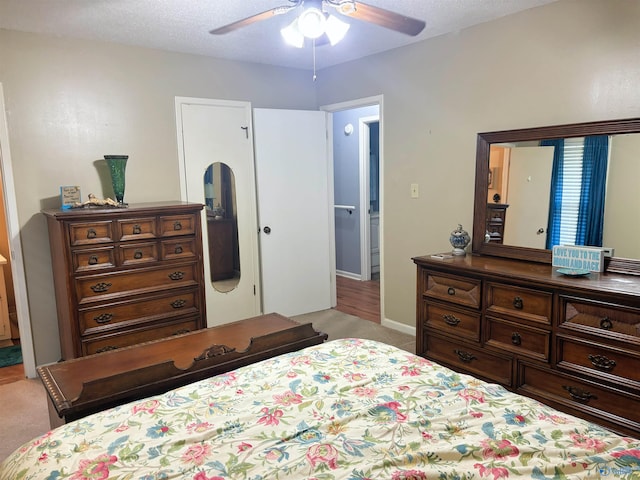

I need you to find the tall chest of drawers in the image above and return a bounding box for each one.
[43,202,206,359]
[414,254,640,437]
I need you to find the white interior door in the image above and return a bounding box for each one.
[253,108,332,317]
[504,146,554,248]
[176,98,261,326]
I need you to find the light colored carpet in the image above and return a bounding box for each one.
[0,309,415,462]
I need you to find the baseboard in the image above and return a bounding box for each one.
[336,270,361,281]
[382,317,416,336]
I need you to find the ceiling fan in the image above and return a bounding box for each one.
[210,0,426,45]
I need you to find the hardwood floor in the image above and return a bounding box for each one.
[0,363,25,386]
[335,275,380,324]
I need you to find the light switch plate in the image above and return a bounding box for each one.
[410,183,419,198]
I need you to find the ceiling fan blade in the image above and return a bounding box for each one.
[210,5,297,35]
[343,1,425,36]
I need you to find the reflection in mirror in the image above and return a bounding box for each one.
[471,118,640,275]
[204,162,240,293]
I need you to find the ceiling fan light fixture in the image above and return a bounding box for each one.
[325,14,350,45]
[297,6,326,39]
[280,19,304,48]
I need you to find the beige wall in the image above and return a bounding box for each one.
[1,0,640,366]
[0,29,317,365]
[315,0,640,328]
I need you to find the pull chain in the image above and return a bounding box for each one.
[312,39,317,81]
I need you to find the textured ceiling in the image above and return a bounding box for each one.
[0,0,558,70]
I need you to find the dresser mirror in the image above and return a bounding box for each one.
[471,118,640,275]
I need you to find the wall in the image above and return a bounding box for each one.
[315,0,640,328]
[0,29,317,365]
[333,105,379,277]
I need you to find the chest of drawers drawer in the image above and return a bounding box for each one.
[72,247,116,273]
[486,282,552,325]
[79,289,200,335]
[69,221,114,246]
[424,334,512,386]
[560,296,640,343]
[422,301,480,341]
[485,317,550,361]
[422,271,481,309]
[117,217,157,241]
[159,214,198,237]
[76,263,199,305]
[556,335,640,390]
[83,317,200,355]
[517,361,640,433]
[119,242,159,266]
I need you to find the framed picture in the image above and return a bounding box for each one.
[60,186,81,209]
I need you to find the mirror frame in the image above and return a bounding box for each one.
[472,117,640,275]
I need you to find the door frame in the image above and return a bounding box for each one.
[0,84,35,377]
[320,95,384,320]
[358,114,379,282]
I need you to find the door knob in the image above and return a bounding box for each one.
[536,228,545,235]
[263,226,271,234]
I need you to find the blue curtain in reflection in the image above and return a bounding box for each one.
[542,139,565,249]
[576,135,609,246]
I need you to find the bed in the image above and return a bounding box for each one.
[2,338,640,479]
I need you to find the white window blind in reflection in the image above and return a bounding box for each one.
[559,137,584,245]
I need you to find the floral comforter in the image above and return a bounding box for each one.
[2,338,640,479]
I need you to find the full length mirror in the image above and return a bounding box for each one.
[472,118,640,275]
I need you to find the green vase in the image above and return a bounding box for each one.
[104,155,128,205]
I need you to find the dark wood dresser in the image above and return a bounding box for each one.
[43,201,206,359]
[485,203,508,243]
[414,253,640,437]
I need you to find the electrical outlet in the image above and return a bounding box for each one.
[410,183,419,198]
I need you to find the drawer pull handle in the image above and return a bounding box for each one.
[562,385,597,403]
[171,299,187,308]
[442,314,461,326]
[168,271,185,281]
[90,282,112,293]
[94,313,113,324]
[133,250,143,259]
[599,317,613,330]
[132,224,142,234]
[513,296,523,310]
[173,221,182,231]
[454,349,476,363]
[511,332,522,345]
[588,354,616,372]
[174,245,183,254]
[88,255,99,265]
[447,287,456,296]
[95,345,119,354]
[173,329,191,336]
[86,228,97,239]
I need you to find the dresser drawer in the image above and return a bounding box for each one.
[557,335,640,390]
[486,282,552,325]
[82,317,199,355]
[79,290,200,335]
[76,263,200,304]
[118,217,157,241]
[423,271,481,309]
[72,247,116,273]
[485,317,550,361]
[161,238,198,261]
[517,362,640,430]
[159,214,198,237]
[69,221,114,246]
[560,296,640,343]
[423,301,480,341]
[424,334,512,385]
[119,242,159,266]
